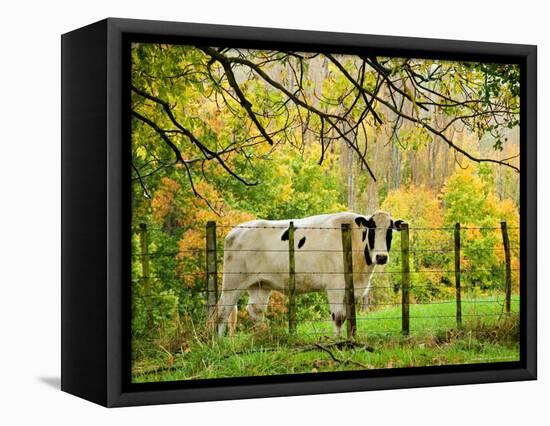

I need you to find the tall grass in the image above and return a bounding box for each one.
[132,296,520,383]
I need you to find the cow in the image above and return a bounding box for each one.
[209,210,404,337]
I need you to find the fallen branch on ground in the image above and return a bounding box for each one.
[312,342,372,370]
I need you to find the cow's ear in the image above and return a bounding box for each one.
[393,219,405,231]
[354,216,368,228]
[355,215,376,228]
[355,216,371,242]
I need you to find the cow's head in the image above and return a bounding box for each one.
[355,210,404,266]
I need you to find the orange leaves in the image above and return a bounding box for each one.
[151,177,180,224]
[200,99,226,134]
[176,229,203,261]
[174,179,255,258]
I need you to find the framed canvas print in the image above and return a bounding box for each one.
[61,18,537,407]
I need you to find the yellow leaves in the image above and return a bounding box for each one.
[511,257,520,292]
[135,146,148,160]
[449,166,478,188]
[382,185,443,229]
[497,199,519,225]
[200,99,226,134]
[485,193,500,216]
[277,183,294,203]
[276,162,291,176]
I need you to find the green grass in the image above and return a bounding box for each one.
[131,297,520,383]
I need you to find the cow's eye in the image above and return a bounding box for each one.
[386,228,393,250]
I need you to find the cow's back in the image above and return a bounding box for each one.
[221,213,366,292]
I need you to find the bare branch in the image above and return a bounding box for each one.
[326,56,519,173]
[132,85,259,186]
[199,50,377,180]
[131,162,152,199]
[201,47,275,145]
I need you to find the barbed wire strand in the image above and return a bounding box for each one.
[134,224,519,231]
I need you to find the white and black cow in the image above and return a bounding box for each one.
[210,211,404,337]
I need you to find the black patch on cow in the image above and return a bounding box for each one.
[368,228,375,250]
[386,228,393,250]
[298,236,306,249]
[365,217,376,228]
[365,217,376,249]
[281,229,289,241]
[355,217,368,242]
[364,245,373,266]
[355,216,374,242]
[354,216,368,228]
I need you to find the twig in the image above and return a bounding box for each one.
[313,343,371,369]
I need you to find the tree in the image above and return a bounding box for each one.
[131,44,520,209]
[441,167,519,289]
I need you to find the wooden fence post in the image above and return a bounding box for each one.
[500,221,512,315]
[288,221,297,334]
[206,221,218,320]
[139,223,152,329]
[341,223,356,339]
[454,223,462,328]
[400,222,410,335]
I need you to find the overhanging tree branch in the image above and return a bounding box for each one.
[132,46,519,196]
[326,55,519,172]
[204,50,276,145]
[199,48,377,180]
[132,85,258,186]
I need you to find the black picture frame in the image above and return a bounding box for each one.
[61,17,537,407]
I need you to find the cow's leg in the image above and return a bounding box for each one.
[216,288,244,337]
[327,288,346,338]
[227,306,238,336]
[359,292,369,313]
[246,284,271,325]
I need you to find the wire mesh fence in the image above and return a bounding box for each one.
[132,219,519,341]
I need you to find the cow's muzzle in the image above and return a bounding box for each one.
[375,254,388,265]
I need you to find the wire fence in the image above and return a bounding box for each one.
[137,222,519,231]
[132,219,519,340]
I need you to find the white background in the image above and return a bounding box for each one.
[0,0,546,424]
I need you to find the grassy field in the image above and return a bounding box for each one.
[132,297,520,383]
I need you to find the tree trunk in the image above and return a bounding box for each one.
[366,137,380,212]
